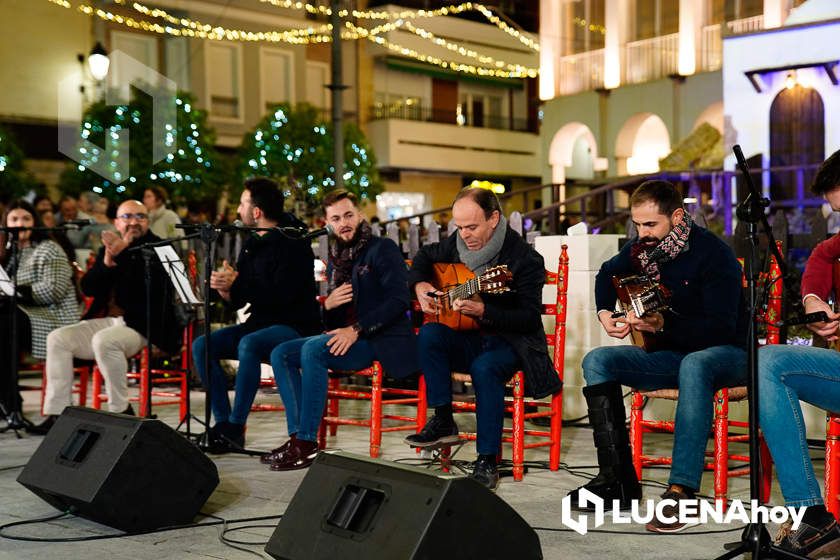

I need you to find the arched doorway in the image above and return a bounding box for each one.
[615,113,671,176]
[548,122,599,184]
[769,84,824,202]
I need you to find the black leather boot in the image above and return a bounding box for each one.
[566,381,642,511]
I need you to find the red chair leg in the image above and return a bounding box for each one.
[630,391,644,480]
[759,435,774,505]
[713,389,729,510]
[416,374,428,431]
[369,362,383,458]
[826,413,840,520]
[179,371,188,422]
[77,366,89,407]
[318,409,328,450]
[92,367,103,409]
[549,390,562,471]
[328,377,340,436]
[512,372,525,481]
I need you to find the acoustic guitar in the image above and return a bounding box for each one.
[612,274,671,352]
[426,263,513,331]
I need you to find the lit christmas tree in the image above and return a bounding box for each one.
[237,103,382,211]
[60,87,227,204]
[0,125,36,199]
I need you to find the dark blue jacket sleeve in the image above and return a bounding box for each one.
[356,239,410,335]
[659,242,743,349]
[594,242,633,312]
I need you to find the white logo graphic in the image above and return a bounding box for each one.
[560,491,806,536]
[57,50,177,183]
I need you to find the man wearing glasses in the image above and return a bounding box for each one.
[36,199,180,433]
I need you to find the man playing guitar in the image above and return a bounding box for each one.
[567,180,748,533]
[407,186,561,490]
[758,150,840,557]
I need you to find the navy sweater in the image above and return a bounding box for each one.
[595,226,748,353]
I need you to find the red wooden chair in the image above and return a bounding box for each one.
[91,250,198,422]
[436,245,569,481]
[91,323,193,421]
[318,362,428,458]
[629,247,782,507]
[826,413,840,519]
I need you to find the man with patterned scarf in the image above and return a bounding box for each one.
[266,190,418,471]
[566,180,748,533]
[407,186,562,490]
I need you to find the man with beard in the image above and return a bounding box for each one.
[192,177,321,453]
[37,199,181,432]
[566,180,748,532]
[265,190,417,471]
[405,187,561,491]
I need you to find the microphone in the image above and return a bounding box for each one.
[773,311,831,327]
[276,224,333,239]
[61,218,96,230]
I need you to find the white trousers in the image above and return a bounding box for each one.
[43,317,145,415]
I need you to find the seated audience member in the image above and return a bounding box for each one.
[0,200,80,431]
[37,200,179,433]
[143,186,182,240]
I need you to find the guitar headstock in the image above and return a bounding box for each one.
[478,265,513,294]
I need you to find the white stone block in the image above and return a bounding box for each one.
[535,234,623,272]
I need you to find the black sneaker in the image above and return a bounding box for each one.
[774,517,840,558]
[645,488,698,533]
[26,415,57,436]
[471,456,500,491]
[404,415,460,448]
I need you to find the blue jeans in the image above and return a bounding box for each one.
[759,345,840,507]
[583,344,748,491]
[418,323,520,455]
[270,334,375,442]
[192,324,301,425]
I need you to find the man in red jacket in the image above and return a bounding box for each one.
[758,149,840,558]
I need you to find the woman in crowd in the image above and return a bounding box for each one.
[143,186,181,239]
[1,200,80,430]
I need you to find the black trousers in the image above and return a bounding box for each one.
[0,299,31,415]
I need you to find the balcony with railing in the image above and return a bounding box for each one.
[624,32,680,84]
[557,49,605,96]
[700,24,722,72]
[727,14,764,34]
[551,16,766,96]
[366,104,540,176]
[369,104,534,133]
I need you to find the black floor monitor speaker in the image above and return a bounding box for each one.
[265,451,542,560]
[17,407,219,532]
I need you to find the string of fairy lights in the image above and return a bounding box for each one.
[45,0,540,78]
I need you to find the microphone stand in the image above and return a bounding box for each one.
[0,224,84,435]
[174,222,265,456]
[714,146,807,560]
[127,233,201,427]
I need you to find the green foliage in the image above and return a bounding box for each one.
[237,103,382,212]
[0,125,36,200]
[60,86,228,204]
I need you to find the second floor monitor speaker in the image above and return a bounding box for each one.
[17,407,219,532]
[264,451,542,560]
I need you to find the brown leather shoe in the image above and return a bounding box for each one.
[260,435,296,465]
[269,438,319,471]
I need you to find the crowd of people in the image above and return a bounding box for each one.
[3,155,840,557]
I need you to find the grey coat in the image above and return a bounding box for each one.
[10,240,81,358]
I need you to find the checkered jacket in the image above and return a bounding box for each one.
[11,240,81,358]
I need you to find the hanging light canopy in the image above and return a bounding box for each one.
[87,41,110,81]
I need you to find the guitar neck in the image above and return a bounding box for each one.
[444,276,479,303]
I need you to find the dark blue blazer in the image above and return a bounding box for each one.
[595,226,748,353]
[324,236,418,379]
